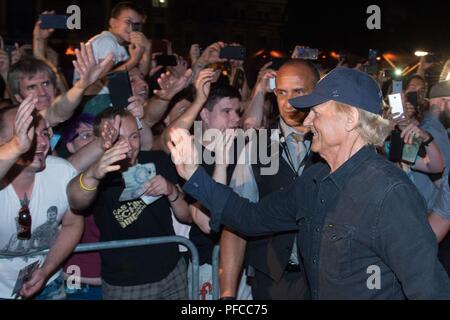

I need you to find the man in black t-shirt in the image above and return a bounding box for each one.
[67,108,192,299]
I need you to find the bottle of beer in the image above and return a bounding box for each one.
[17,194,31,240]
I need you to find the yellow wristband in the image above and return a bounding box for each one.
[79,173,97,192]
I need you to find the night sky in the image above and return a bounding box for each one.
[284,0,450,55]
[2,0,450,59]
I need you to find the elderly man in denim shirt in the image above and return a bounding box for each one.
[168,67,450,299]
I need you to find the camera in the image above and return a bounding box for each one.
[131,23,143,32]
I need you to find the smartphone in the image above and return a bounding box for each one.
[388,93,404,115]
[39,14,68,29]
[131,23,143,32]
[402,137,422,164]
[232,68,245,91]
[219,46,246,60]
[268,78,276,91]
[294,47,318,60]
[155,54,177,67]
[392,80,403,94]
[107,71,133,109]
[406,91,419,107]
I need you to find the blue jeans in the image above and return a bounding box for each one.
[65,283,102,300]
[35,274,66,300]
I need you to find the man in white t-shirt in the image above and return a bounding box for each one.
[77,2,151,96]
[0,98,83,299]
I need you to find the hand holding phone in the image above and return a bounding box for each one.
[268,78,276,92]
[131,23,143,32]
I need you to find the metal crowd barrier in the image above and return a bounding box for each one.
[0,236,200,300]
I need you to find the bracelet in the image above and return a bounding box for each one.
[423,134,434,147]
[79,173,97,192]
[168,187,179,202]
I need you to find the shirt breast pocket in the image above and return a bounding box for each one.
[322,223,353,280]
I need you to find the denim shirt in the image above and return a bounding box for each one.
[183,146,450,299]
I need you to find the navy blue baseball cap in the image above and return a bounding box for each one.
[289,67,383,115]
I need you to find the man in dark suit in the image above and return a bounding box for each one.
[219,60,320,300]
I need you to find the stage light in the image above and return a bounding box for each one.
[414,51,429,57]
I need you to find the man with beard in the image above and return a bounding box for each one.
[219,60,320,300]
[425,81,450,275]
[424,80,450,164]
[66,108,191,299]
[0,97,83,299]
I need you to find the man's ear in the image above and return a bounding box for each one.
[199,108,209,127]
[109,17,116,30]
[66,142,76,154]
[345,107,360,132]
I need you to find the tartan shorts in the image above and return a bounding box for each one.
[102,258,188,300]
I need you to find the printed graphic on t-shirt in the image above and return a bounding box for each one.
[0,206,59,255]
[113,200,147,228]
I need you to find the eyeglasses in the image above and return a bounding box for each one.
[72,131,95,142]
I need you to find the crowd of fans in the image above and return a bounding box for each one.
[1,1,450,300]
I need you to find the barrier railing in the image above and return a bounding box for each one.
[0,236,200,300]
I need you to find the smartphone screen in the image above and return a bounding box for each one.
[39,14,68,29]
[107,71,133,109]
[392,80,403,94]
[268,78,276,91]
[388,93,404,115]
[295,47,318,60]
[219,46,246,60]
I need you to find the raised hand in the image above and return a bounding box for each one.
[127,95,145,119]
[167,54,189,79]
[12,95,37,155]
[194,68,214,104]
[33,11,55,41]
[255,62,277,93]
[197,41,226,66]
[400,123,430,145]
[100,114,121,150]
[167,128,199,181]
[90,139,131,180]
[129,43,145,62]
[153,69,193,101]
[130,32,151,52]
[73,42,114,90]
